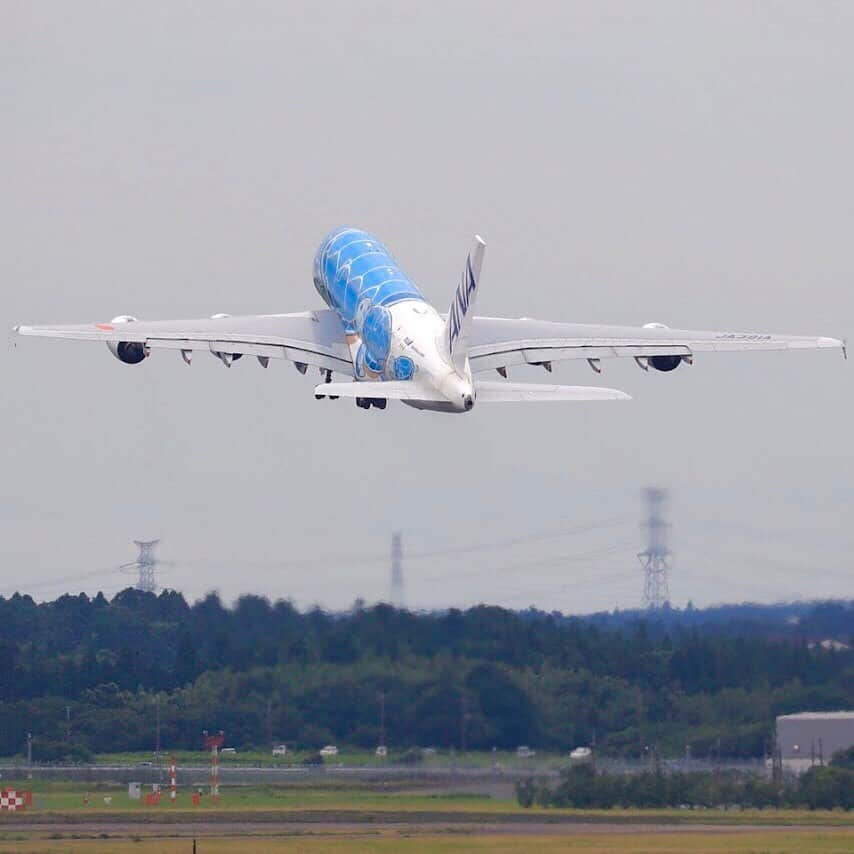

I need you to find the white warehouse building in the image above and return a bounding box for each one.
[776,711,854,774]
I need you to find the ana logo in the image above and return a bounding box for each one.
[448,256,477,352]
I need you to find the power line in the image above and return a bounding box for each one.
[676,535,852,583]
[419,539,638,584]
[173,515,635,575]
[681,516,854,551]
[403,516,633,561]
[675,555,808,603]
[495,569,642,605]
[0,565,122,596]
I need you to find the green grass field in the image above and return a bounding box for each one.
[0,781,851,825]
[85,748,564,769]
[1,782,851,854]
[0,780,498,813]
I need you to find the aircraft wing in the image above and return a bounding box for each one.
[14,310,353,374]
[468,317,845,373]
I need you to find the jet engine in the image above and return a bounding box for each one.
[642,323,684,372]
[106,316,148,364]
[649,354,683,372]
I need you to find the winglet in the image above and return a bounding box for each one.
[444,235,486,371]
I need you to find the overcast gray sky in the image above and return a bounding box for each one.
[2,1,851,612]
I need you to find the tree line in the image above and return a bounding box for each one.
[0,589,851,761]
[518,748,854,811]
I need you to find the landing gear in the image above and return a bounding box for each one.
[323,369,339,400]
[316,369,339,401]
[355,397,387,410]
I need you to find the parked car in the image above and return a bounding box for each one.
[319,745,338,757]
[569,747,593,765]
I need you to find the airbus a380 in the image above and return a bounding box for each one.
[14,227,845,413]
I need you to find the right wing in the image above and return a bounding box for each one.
[15,310,353,375]
[468,317,845,373]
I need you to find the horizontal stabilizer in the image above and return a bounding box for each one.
[315,380,446,402]
[474,381,630,402]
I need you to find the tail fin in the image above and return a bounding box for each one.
[444,235,486,371]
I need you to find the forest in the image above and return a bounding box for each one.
[0,590,851,762]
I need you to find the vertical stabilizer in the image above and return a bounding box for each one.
[444,235,486,371]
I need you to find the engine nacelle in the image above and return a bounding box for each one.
[649,354,682,372]
[106,316,147,364]
[642,323,683,372]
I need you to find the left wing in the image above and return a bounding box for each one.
[468,317,845,373]
[15,310,353,375]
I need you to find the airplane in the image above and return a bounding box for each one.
[14,226,845,413]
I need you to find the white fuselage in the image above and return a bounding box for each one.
[385,301,474,412]
[313,227,474,412]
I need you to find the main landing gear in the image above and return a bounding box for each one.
[356,397,387,410]
[315,369,340,401]
[313,369,386,409]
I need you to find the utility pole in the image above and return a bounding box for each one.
[155,695,161,759]
[771,733,783,783]
[637,487,671,609]
[26,732,32,780]
[390,532,404,608]
[379,691,386,751]
[65,705,71,740]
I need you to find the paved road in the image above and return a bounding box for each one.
[3,819,851,840]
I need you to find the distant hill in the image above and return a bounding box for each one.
[570,599,854,640]
[0,590,851,761]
